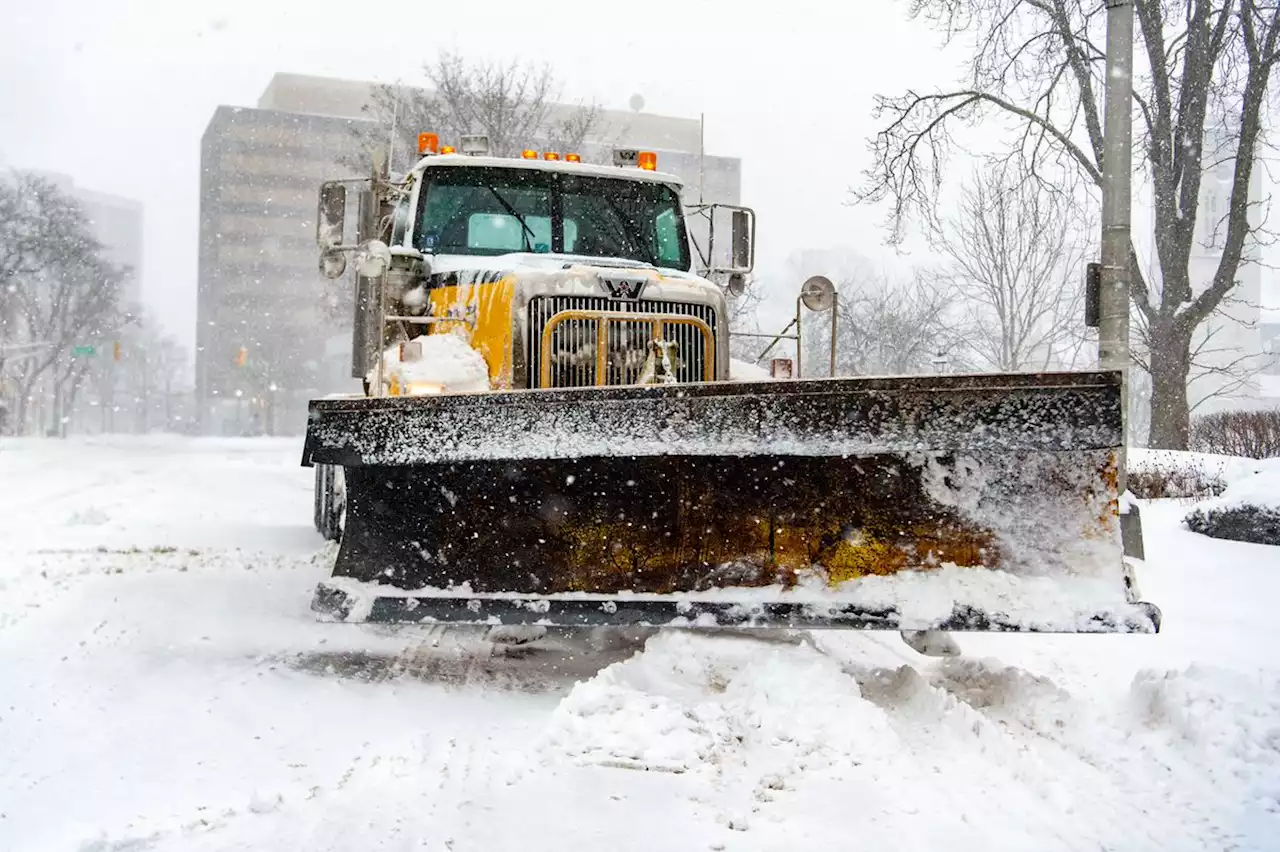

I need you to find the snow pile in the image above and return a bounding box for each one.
[1128,447,1263,499]
[366,332,490,394]
[542,629,1280,848]
[1184,460,1280,544]
[1128,448,1264,484]
[1188,459,1280,513]
[544,631,906,833]
[728,357,773,382]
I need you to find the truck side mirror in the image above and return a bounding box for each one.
[705,204,755,276]
[317,182,347,250]
[731,209,751,271]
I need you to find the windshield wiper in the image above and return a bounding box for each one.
[486,186,536,253]
[601,197,658,267]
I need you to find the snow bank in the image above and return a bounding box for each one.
[366,332,490,394]
[1129,447,1265,486]
[1188,459,1280,513]
[1184,460,1280,545]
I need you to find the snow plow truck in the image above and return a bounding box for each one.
[302,132,1160,636]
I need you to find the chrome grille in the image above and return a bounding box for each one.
[528,296,718,388]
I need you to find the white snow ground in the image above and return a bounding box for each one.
[2,436,1279,851]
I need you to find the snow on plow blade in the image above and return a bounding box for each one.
[302,371,1160,633]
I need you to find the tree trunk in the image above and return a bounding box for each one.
[13,371,37,436]
[1147,322,1192,449]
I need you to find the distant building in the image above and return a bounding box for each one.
[196,72,742,435]
[1258,315,1280,400]
[30,171,144,311]
[197,104,368,437]
[1181,128,1270,415]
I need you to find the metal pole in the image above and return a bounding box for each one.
[795,296,803,379]
[388,84,401,172]
[107,357,115,433]
[829,295,838,378]
[698,113,705,206]
[753,318,798,362]
[1100,0,1134,487]
[141,348,149,434]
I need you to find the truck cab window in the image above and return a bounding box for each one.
[414,166,688,269]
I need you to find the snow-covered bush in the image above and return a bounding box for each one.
[1185,505,1280,545]
[1127,449,1233,500]
[1183,461,1280,545]
[1128,465,1226,500]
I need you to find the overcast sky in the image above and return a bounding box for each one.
[0,0,967,346]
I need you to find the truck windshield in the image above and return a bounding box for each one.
[414,166,689,270]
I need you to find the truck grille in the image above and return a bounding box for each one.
[527,295,718,389]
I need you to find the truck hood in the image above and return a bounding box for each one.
[426,251,704,282]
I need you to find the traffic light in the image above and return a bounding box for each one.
[113,341,121,362]
[235,346,248,367]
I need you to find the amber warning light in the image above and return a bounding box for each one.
[612,148,658,170]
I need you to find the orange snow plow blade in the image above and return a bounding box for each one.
[301,370,1160,633]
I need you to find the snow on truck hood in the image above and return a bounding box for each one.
[417,251,725,308]
[426,250,702,281]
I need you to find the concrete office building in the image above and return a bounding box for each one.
[196,73,741,435]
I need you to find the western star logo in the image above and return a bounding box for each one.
[600,276,648,300]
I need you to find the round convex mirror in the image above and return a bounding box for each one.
[799,275,836,312]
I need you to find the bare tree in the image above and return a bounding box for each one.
[0,172,127,433]
[725,284,770,361]
[855,0,1280,449]
[108,324,190,433]
[348,51,604,173]
[804,270,964,377]
[929,165,1091,371]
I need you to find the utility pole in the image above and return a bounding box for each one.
[140,346,150,434]
[1100,0,1134,485]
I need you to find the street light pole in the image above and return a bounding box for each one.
[1100,0,1134,484]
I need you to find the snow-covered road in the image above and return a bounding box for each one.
[1,436,1277,851]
